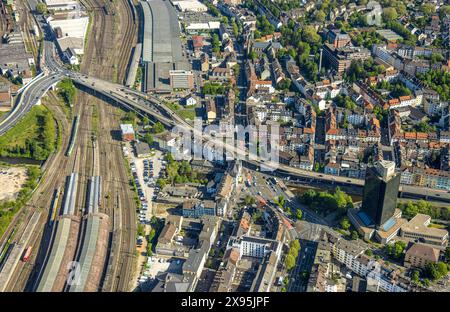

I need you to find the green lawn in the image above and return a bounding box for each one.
[0,111,8,119]
[167,102,196,121]
[0,105,56,160]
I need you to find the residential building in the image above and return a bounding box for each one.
[404,243,440,269]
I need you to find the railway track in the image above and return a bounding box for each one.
[3,93,74,291]
[116,0,137,84]
[2,0,138,292]
[77,0,138,291]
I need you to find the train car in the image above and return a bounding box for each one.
[246,173,252,187]
[22,246,32,262]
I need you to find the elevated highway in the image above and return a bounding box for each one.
[0,14,448,205]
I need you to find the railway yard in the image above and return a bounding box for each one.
[0,0,139,292]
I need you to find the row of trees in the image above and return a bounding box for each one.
[398,200,450,221]
[211,33,221,55]
[285,240,301,271]
[385,21,417,44]
[147,217,163,257]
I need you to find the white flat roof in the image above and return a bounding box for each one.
[120,124,135,134]
[45,0,77,5]
[173,0,207,11]
[45,0,78,6]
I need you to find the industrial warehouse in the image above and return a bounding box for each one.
[139,0,188,92]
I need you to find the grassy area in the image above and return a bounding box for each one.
[0,105,56,160]
[91,104,99,135]
[166,102,196,121]
[430,223,447,229]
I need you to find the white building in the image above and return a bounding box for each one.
[229,236,281,260]
[184,95,197,106]
[172,0,207,12]
[186,22,221,32]
[44,0,78,11]
[64,47,78,65]
[47,14,89,56]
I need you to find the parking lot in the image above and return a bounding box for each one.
[124,144,167,288]
[128,148,164,224]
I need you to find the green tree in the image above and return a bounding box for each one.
[295,209,302,220]
[146,243,153,257]
[425,262,448,280]
[276,78,291,91]
[144,132,153,146]
[156,178,167,188]
[57,78,76,107]
[385,241,407,260]
[36,3,47,15]
[440,5,450,18]
[142,116,150,126]
[382,7,398,22]
[137,223,145,237]
[212,33,221,54]
[152,121,165,134]
[244,195,256,206]
[302,26,321,44]
[300,189,317,205]
[285,254,296,271]
[350,231,359,240]
[421,3,436,16]
[315,10,326,22]
[411,270,420,284]
[290,239,300,253]
[445,247,450,264]
[340,217,351,231]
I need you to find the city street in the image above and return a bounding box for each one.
[287,240,317,292]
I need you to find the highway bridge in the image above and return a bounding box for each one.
[0,15,449,204]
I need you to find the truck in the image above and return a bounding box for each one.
[22,246,32,262]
